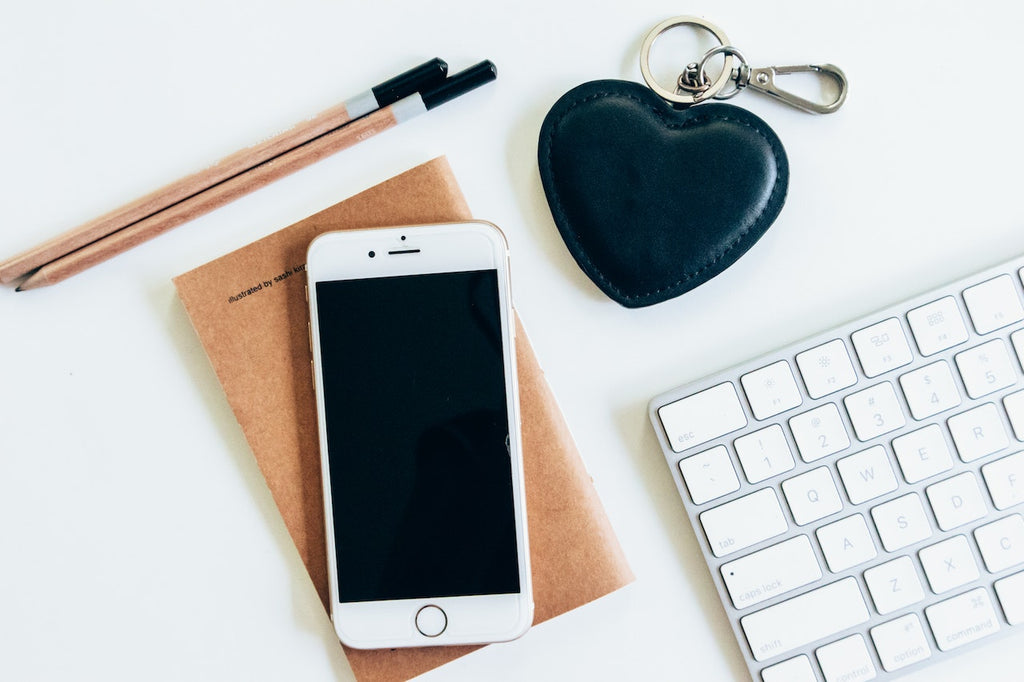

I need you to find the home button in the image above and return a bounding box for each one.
[415,605,447,637]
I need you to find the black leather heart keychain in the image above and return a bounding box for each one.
[538,16,847,308]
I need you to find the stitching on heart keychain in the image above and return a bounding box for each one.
[540,88,787,302]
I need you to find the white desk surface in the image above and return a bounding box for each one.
[3,2,1024,680]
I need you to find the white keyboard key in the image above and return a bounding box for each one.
[864,556,926,615]
[760,655,816,682]
[994,571,1024,624]
[907,296,969,356]
[925,587,1001,651]
[816,514,877,572]
[975,514,1024,572]
[700,489,788,558]
[678,445,740,505]
[852,317,914,378]
[926,472,987,531]
[734,425,795,484]
[948,403,1010,462]
[816,634,877,682]
[870,614,932,672]
[740,577,870,662]
[898,360,962,420]
[955,339,1018,399]
[659,382,747,452]
[963,274,1024,334]
[1014,329,1024,370]
[844,382,906,441]
[837,445,898,504]
[741,361,803,420]
[919,535,980,594]
[981,451,1024,510]
[871,493,933,551]
[720,536,822,609]
[782,467,844,526]
[1004,389,1024,440]
[796,339,858,399]
[788,403,851,463]
[892,424,955,484]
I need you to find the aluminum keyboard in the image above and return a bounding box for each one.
[649,254,1024,681]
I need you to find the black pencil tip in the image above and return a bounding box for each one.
[14,285,23,292]
[372,58,450,107]
[420,60,497,110]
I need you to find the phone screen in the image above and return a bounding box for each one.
[315,269,521,603]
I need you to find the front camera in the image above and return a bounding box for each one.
[368,251,376,258]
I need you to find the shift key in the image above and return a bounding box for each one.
[741,577,870,662]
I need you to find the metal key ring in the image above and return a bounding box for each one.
[639,16,735,106]
[697,45,748,100]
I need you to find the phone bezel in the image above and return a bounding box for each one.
[306,221,532,649]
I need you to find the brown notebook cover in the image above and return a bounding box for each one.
[172,157,633,682]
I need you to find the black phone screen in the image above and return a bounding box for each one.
[315,269,521,603]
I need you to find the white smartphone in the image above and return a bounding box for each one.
[306,221,533,649]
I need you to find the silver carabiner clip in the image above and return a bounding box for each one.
[742,64,847,115]
[696,45,848,114]
[641,16,848,114]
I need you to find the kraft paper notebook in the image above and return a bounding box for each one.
[173,157,633,682]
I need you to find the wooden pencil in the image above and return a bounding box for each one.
[0,59,447,284]
[14,60,496,291]
[15,104,417,291]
